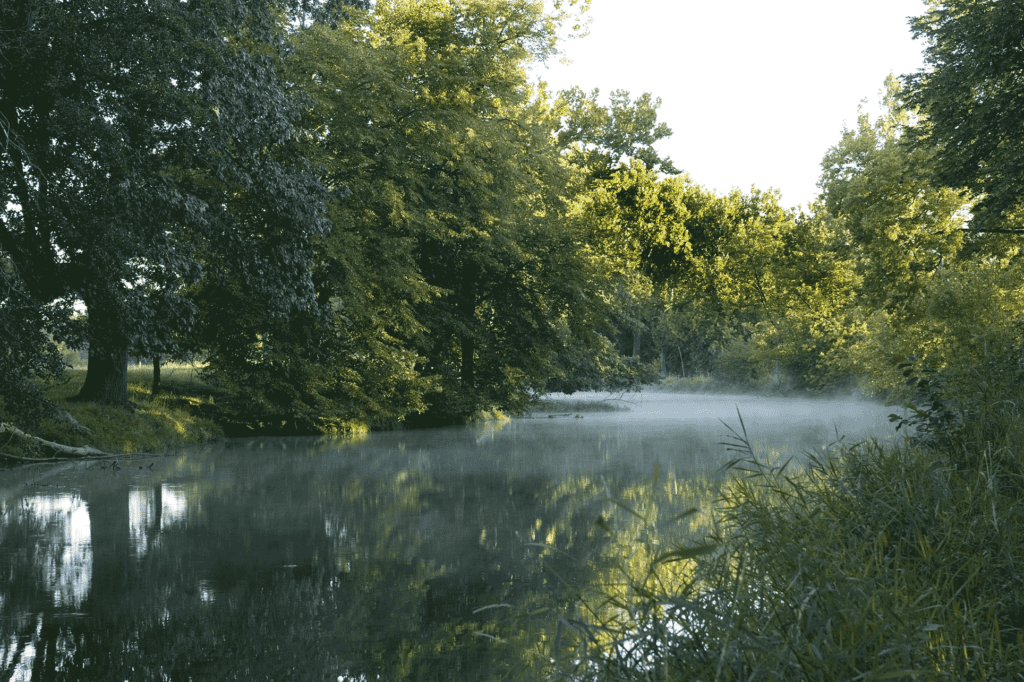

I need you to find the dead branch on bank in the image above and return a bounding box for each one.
[0,422,159,466]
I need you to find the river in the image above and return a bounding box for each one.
[0,392,896,680]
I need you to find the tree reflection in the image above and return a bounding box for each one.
[0,493,92,678]
[0,435,723,681]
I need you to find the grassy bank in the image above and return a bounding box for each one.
[10,365,225,458]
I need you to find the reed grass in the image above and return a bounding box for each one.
[553,410,1024,680]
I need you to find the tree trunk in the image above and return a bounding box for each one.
[75,345,130,405]
[73,300,131,406]
[459,272,476,390]
[461,333,475,389]
[660,346,667,376]
[633,329,642,357]
[152,355,162,396]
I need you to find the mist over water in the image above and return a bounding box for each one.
[520,391,897,476]
[0,390,900,680]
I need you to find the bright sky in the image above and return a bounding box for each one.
[532,0,930,209]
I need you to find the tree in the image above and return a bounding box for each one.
[818,77,971,312]
[0,0,329,407]
[566,163,688,361]
[287,0,608,421]
[809,77,1024,398]
[0,251,67,427]
[553,87,689,380]
[556,87,680,178]
[904,0,1024,231]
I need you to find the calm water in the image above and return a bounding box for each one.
[0,393,895,680]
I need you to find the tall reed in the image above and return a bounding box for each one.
[555,413,1024,680]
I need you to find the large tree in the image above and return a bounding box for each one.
[904,0,1024,231]
[818,77,971,312]
[0,0,329,406]
[286,0,609,422]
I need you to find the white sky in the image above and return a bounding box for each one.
[532,0,930,209]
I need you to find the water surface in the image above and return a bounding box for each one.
[0,392,895,680]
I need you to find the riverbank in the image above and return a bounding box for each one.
[3,365,511,463]
[4,370,879,464]
[8,367,225,460]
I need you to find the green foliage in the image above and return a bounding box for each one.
[850,258,1024,403]
[556,87,680,177]
[1,0,331,407]
[8,0,1024,442]
[287,0,610,423]
[905,0,1024,230]
[818,76,971,312]
[0,253,67,428]
[544,353,660,395]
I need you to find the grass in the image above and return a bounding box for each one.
[26,363,224,456]
[646,374,724,393]
[530,397,632,415]
[551,407,1024,680]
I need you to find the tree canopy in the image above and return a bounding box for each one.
[1,0,330,410]
[4,0,1023,440]
[905,0,1024,231]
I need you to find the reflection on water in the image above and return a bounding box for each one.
[0,393,896,680]
[8,494,93,609]
[129,484,189,557]
[0,493,92,678]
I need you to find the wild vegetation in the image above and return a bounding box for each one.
[2,0,1024,674]
[4,0,1020,440]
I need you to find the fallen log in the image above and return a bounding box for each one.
[0,422,110,458]
[0,450,63,464]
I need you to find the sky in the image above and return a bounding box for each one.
[531,0,930,209]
